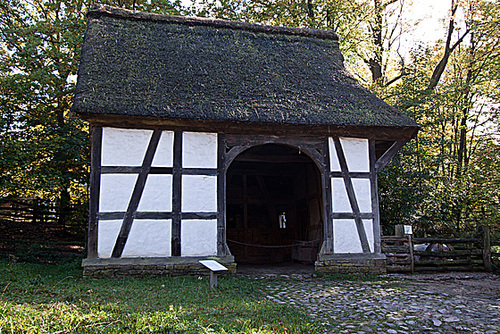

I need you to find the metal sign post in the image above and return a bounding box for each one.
[199,260,228,289]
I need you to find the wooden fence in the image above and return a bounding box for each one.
[0,199,60,224]
[382,226,495,273]
[0,198,86,262]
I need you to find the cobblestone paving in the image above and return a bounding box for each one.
[252,273,500,333]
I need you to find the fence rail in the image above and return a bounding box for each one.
[0,199,61,224]
[382,226,495,273]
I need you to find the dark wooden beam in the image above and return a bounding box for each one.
[181,168,218,176]
[333,138,370,253]
[111,130,162,258]
[88,126,102,259]
[370,139,382,254]
[332,212,374,219]
[225,145,251,169]
[101,166,173,174]
[330,172,370,178]
[171,131,182,256]
[321,139,334,254]
[182,212,218,219]
[99,212,174,220]
[80,113,419,141]
[217,134,229,256]
[375,141,406,172]
[98,212,125,220]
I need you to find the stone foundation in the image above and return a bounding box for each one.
[315,253,386,274]
[83,256,236,277]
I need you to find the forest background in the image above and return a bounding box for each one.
[0,0,499,240]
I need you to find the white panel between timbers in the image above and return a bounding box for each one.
[101,127,152,166]
[181,175,217,212]
[99,174,137,212]
[182,132,218,168]
[333,219,374,253]
[138,174,173,212]
[97,220,172,258]
[330,178,372,213]
[181,219,218,256]
[152,131,174,167]
[328,137,369,172]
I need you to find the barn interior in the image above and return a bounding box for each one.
[226,144,323,266]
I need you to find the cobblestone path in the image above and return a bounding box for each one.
[255,273,500,333]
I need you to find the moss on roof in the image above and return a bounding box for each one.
[72,5,419,129]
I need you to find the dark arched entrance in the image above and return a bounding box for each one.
[226,144,323,265]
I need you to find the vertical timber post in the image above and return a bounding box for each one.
[321,138,333,254]
[88,126,102,259]
[217,134,227,256]
[369,140,382,254]
[172,131,182,256]
[478,225,492,272]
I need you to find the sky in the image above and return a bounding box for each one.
[180,0,455,49]
[401,0,455,47]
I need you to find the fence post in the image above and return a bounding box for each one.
[395,225,404,237]
[477,225,492,272]
[408,234,414,273]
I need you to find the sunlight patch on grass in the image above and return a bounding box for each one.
[0,261,323,333]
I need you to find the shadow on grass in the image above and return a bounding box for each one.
[0,260,323,333]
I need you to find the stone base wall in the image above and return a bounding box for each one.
[83,256,236,278]
[315,254,386,274]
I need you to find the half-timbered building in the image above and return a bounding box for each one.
[73,5,419,276]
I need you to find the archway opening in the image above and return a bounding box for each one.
[226,144,323,266]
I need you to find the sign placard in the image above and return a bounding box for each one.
[404,225,413,235]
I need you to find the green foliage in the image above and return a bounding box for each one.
[378,0,500,236]
[0,0,185,221]
[0,0,90,206]
[0,261,323,333]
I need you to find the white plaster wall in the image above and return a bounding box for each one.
[137,175,172,212]
[181,219,217,256]
[102,128,152,166]
[182,132,217,168]
[333,219,374,253]
[182,175,217,212]
[331,178,372,213]
[334,219,360,253]
[100,174,137,212]
[331,178,351,212]
[152,131,174,167]
[352,178,372,213]
[328,137,341,172]
[340,137,370,172]
[97,219,171,258]
[97,220,121,258]
[122,220,171,257]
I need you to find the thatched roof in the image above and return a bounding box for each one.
[73,5,419,134]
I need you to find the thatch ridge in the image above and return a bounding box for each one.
[88,4,339,41]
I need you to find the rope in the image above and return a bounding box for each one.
[227,239,320,249]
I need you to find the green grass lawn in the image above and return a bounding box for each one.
[0,260,323,333]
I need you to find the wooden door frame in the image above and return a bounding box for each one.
[217,134,333,256]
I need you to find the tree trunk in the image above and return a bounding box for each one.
[369,0,384,84]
